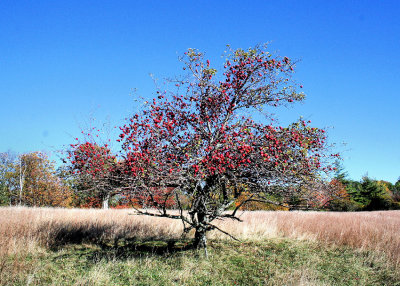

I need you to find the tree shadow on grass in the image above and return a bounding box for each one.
[43,223,111,249]
[42,223,196,261]
[90,238,196,261]
[51,238,197,263]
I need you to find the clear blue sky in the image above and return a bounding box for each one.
[0,0,399,183]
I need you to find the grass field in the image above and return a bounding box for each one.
[1,207,399,285]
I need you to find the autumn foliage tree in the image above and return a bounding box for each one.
[0,151,17,205]
[20,152,74,207]
[0,151,73,207]
[68,44,336,254]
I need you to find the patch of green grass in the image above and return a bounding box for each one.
[1,238,399,285]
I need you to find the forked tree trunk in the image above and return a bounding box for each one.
[193,208,209,257]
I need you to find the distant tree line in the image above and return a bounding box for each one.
[0,151,398,211]
[323,162,400,211]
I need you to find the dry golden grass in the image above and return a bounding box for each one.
[216,210,400,267]
[1,207,399,267]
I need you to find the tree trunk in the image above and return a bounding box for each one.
[18,158,24,206]
[18,176,23,206]
[102,193,110,209]
[194,228,208,257]
[193,208,209,257]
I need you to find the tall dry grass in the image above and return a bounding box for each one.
[215,210,400,267]
[0,207,183,256]
[1,207,399,266]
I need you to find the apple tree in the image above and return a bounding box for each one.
[116,45,336,254]
[68,44,337,255]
